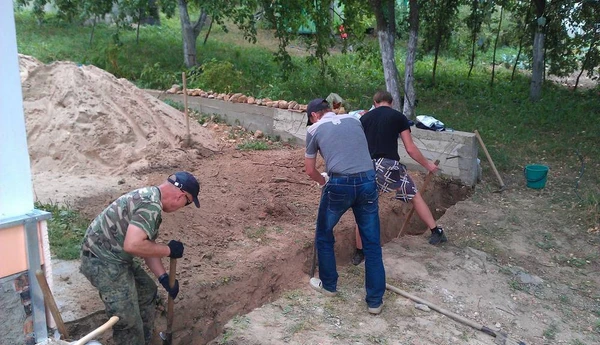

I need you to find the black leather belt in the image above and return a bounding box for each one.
[330,172,370,178]
[82,250,97,258]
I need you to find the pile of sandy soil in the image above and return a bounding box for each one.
[18,55,220,203]
[19,55,218,177]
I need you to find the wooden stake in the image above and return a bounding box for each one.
[35,269,69,339]
[474,130,505,191]
[182,72,191,147]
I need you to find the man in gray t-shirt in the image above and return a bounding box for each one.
[304,98,386,315]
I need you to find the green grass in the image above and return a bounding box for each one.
[237,140,270,151]
[543,324,559,340]
[16,10,600,229]
[35,202,90,260]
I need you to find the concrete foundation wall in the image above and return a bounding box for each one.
[147,91,479,186]
[0,272,34,345]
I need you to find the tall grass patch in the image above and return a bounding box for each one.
[35,202,90,260]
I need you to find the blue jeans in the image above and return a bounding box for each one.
[315,170,386,308]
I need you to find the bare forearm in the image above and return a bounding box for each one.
[307,170,326,184]
[305,158,326,185]
[407,147,430,168]
[124,239,170,258]
[145,257,166,278]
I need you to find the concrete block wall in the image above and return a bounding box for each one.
[147,91,479,186]
[401,127,479,187]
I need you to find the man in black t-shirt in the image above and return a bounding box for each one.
[351,91,447,265]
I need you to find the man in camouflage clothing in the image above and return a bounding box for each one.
[80,171,200,345]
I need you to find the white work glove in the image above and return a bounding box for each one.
[317,172,330,188]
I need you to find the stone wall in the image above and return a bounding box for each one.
[0,272,34,345]
[147,91,479,186]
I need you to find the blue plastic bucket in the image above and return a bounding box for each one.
[524,164,549,189]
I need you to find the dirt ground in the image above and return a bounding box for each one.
[22,56,599,345]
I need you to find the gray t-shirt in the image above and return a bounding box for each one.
[305,112,374,174]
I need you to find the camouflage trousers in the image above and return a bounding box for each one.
[80,255,157,345]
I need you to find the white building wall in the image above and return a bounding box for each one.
[0,1,35,219]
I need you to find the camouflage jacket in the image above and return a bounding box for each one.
[81,186,162,264]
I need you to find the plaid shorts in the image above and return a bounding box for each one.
[373,158,417,202]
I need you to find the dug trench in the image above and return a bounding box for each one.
[66,149,472,345]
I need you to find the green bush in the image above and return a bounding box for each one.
[188,59,248,94]
[139,62,178,89]
[237,140,269,151]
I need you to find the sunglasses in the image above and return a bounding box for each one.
[182,190,193,206]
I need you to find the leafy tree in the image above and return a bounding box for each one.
[175,1,259,68]
[465,0,494,78]
[419,0,461,86]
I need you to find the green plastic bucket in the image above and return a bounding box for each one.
[524,164,549,189]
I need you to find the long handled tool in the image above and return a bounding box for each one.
[35,269,69,339]
[309,237,318,278]
[397,159,440,238]
[182,72,191,147]
[160,258,177,345]
[72,316,119,345]
[474,130,505,192]
[386,283,525,345]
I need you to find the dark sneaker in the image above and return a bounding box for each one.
[429,227,447,245]
[352,248,365,266]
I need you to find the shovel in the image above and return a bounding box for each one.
[397,159,440,238]
[386,283,526,345]
[159,258,177,345]
[71,316,119,345]
[474,130,506,193]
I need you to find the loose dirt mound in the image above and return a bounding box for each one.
[20,55,218,177]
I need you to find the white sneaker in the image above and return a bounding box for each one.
[368,301,384,315]
[309,277,337,297]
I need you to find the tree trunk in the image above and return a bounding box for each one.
[574,35,598,91]
[136,8,141,44]
[432,1,445,87]
[203,15,213,45]
[432,34,440,86]
[371,0,402,111]
[89,16,96,46]
[491,6,503,87]
[530,1,546,101]
[530,28,544,101]
[403,0,419,119]
[467,0,479,78]
[177,0,208,68]
[511,4,531,81]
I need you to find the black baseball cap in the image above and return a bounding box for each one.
[168,171,200,208]
[306,98,330,126]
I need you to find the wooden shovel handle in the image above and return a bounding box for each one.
[386,283,487,332]
[397,159,440,238]
[35,269,69,339]
[73,316,119,345]
[166,258,177,333]
[474,130,505,189]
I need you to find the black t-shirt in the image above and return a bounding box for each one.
[360,106,411,161]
